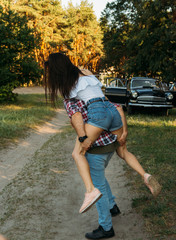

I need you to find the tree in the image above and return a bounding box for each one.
[7,0,67,66]
[11,0,103,72]
[100,0,133,77]
[65,0,103,72]
[0,5,42,102]
[0,0,104,93]
[101,0,176,82]
[127,0,176,81]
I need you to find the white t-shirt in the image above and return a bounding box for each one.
[69,75,104,104]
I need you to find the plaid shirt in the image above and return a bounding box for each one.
[64,98,120,147]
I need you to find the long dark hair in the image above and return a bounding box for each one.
[44,52,83,103]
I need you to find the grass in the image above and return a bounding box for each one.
[125,108,176,239]
[0,94,63,149]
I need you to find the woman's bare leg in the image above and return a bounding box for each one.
[116,143,145,177]
[72,124,103,192]
[73,123,145,190]
[111,121,161,196]
[114,132,161,196]
[111,127,145,177]
[72,137,95,192]
[72,125,105,213]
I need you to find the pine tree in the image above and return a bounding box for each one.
[0,4,42,102]
[101,0,176,81]
[64,0,104,72]
[0,0,104,77]
[100,0,132,77]
[6,0,66,65]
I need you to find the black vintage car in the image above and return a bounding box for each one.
[105,77,174,115]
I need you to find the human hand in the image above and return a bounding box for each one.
[81,138,92,154]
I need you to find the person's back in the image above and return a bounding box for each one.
[69,74,104,104]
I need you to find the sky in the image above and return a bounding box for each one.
[61,0,114,19]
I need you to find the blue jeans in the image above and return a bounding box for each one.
[86,152,116,231]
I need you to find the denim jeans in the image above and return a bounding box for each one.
[86,152,116,231]
[87,97,123,131]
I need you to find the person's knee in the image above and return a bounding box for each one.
[72,149,85,162]
[72,149,78,161]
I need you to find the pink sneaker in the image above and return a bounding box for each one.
[144,173,162,197]
[79,188,102,214]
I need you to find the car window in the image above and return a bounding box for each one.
[109,80,117,87]
[117,79,125,87]
[109,79,125,88]
[169,83,176,91]
[131,79,161,89]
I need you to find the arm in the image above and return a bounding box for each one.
[116,105,128,145]
[64,99,81,119]
[64,99,86,136]
[64,99,92,150]
[71,112,92,151]
[71,112,86,137]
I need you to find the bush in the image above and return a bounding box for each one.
[0,5,42,102]
[0,84,18,103]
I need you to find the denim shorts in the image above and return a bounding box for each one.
[87,97,123,131]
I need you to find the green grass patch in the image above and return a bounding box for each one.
[0,94,64,148]
[126,108,176,239]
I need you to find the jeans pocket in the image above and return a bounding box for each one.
[88,106,107,121]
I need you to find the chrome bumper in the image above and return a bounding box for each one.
[129,103,173,108]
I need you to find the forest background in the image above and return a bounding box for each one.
[0,0,175,102]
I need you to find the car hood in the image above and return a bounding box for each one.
[133,88,165,97]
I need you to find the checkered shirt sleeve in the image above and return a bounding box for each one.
[64,99,88,121]
[63,99,118,147]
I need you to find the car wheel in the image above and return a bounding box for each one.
[127,105,133,115]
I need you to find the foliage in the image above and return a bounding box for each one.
[9,0,66,65]
[0,0,103,102]
[0,4,42,102]
[100,0,133,76]
[100,0,176,82]
[65,1,103,71]
[5,0,104,72]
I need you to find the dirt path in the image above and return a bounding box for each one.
[0,87,150,239]
[0,109,69,191]
[1,87,68,191]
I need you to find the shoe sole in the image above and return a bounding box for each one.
[85,233,115,239]
[148,176,162,197]
[80,193,102,214]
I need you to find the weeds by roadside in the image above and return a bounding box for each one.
[125,109,176,239]
[0,94,63,149]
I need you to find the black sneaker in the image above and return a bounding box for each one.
[110,204,121,217]
[85,225,115,239]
